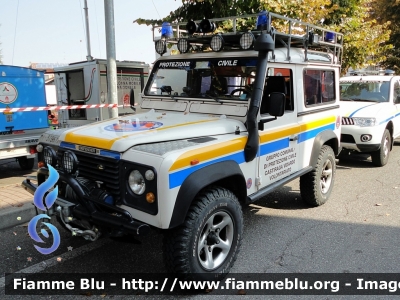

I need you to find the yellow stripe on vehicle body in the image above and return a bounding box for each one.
[170,115,337,172]
[300,115,336,131]
[169,137,247,172]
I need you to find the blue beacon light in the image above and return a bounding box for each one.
[256,10,269,30]
[325,32,335,42]
[161,22,173,38]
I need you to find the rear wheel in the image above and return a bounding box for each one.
[163,187,243,280]
[300,145,336,206]
[18,157,34,170]
[371,129,391,167]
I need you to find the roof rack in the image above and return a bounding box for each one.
[152,12,343,65]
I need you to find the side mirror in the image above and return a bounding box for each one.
[395,95,400,104]
[268,92,285,117]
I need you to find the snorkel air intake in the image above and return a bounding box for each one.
[244,32,275,162]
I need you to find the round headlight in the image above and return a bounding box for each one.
[61,151,78,174]
[145,170,155,181]
[210,35,224,52]
[36,144,44,152]
[43,146,57,167]
[240,32,255,50]
[129,170,146,195]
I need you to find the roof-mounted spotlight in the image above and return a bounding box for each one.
[161,22,173,38]
[240,32,255,50]
[186,20,200,35]
[200,19,216,33]
[177,38,190,53]
[256,10,269,31]
[155,40,167,55]
[210,35,224,52]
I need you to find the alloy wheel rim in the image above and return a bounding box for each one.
[383,135,390,158]
[320,159,333,194]
[197,211,234,270]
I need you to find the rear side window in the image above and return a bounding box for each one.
[394,80,400,102]
[304,69,335,106]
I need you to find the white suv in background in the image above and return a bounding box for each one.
[339,72,400,166]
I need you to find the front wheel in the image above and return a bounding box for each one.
[300,145,336,206]
[163,187,243,280]
[371,129,391,167]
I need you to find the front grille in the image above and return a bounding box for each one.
[342,117,355,125]
[58,148,121,202]
[341,134,356,143]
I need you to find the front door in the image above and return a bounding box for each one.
[257,67,300,189]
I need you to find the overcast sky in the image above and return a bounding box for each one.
[0,0,181,67]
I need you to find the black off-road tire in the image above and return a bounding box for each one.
[163,187,243,281]
[300,145,336,206]
[371,129,391,167]
[18,157,35,170]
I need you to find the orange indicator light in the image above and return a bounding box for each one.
[146,192,155,204]
[190,159,199,165]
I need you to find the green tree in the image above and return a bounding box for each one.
[136,0,391,73]
[372,0,400,73]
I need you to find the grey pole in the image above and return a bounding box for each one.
[83,0,93,61]
[104,0,118,118]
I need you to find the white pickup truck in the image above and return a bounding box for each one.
[339,72,400,166]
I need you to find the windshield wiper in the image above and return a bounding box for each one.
[204,91,222,103]
[340,97,354,101]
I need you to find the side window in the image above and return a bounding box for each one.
[261,68,293,114]
[304,69,335,106]
[394,81,400,103]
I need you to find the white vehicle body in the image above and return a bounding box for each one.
[339,75,400,166]
[24,13,343,278]
[54,60,149,128]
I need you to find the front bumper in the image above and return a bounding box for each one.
[340,142,381,153]
[22,167,150,236]
[341,125,386,153]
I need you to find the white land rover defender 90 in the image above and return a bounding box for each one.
[24,12,342,279]
[339,71,400,166]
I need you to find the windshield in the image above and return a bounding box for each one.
[144,58,258,101]
[340,81,390,102]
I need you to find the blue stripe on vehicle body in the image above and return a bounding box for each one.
[259,138,290,157]
[169,123,336,189]
[297,123,336,143]
[378,111,400,125]
[169,151,246,189]
[349,104,379,117]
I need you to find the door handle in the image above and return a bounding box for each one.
[290,135,298,141]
